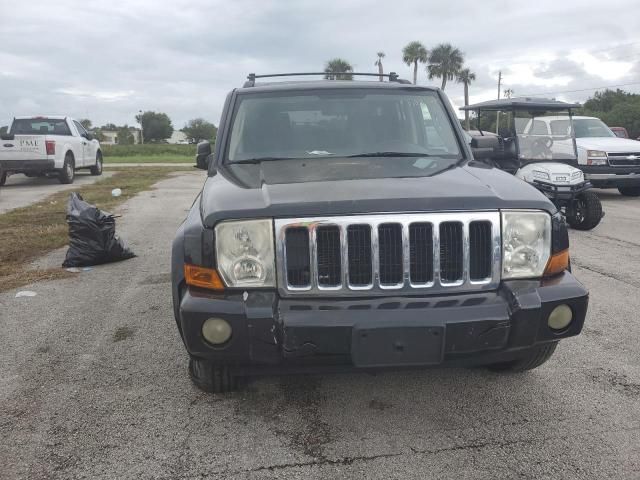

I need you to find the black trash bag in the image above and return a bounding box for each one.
[62,193,136,268]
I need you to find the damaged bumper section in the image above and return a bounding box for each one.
[178,271,588,374]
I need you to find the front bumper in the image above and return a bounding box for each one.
[532,179,591,202]
[0,159,55,173]
[581,165,640,188]
[177,271,588,373]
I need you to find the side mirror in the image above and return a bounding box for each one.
[1,134,14,141]
[84,132,94,141]
[195,140,212,170]
[470,135,500,160]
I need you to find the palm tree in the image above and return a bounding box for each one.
[402,41,428,85]
[457,68,476,130]
[427,43,464,90]
[374,52,385,82]
[324,58,354,80]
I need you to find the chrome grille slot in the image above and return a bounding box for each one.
[347,225,373,286]
[284,227,310,288]
[316,226,341,287]
[378,223,403,286]
[409,223,433,284]
[439,222,463,283]
[276,212,500,297]
[469,221,492,280]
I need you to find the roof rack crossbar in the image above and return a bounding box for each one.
[244,72,409,87]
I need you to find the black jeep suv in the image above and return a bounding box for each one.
[172,72,588,392]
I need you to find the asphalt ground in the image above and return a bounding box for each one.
[1,174,639,479]
[0,172,113,214]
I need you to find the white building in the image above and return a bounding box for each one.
[166,130,189,144]
[100,128,142,145]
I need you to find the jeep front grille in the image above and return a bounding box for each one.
[275,213,501,297]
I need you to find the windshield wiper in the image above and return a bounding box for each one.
[347,152,432,158]
[230,156,297,164]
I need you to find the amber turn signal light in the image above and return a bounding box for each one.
[184,264,225,291]
[544,249,569,277]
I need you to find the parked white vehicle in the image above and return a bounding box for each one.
[0,116,103,185]
[522,115,640,196]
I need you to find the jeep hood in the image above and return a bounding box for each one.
[200,159,554,227]
[576,137,640,152]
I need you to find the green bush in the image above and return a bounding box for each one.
[101,144,197,157]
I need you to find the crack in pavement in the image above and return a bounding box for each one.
[572,260,639,288]
[201,425,640,477]
[199,437,536,476]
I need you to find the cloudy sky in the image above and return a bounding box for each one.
[1,0,638,130]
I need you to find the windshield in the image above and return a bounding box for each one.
[573,118,615,138]
[10,118,71,136]
[512,111,577,161]
[226,89,462,163]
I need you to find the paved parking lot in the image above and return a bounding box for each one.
[0,172,111,214]
[1,173,639,479]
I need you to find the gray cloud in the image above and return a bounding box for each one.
[1,0,639,128]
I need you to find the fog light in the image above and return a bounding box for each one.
[202,318,232,345]
[548,304,573,331]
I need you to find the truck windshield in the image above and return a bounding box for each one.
[573,118,615,138]
[10,118,71,136]
[226,89,462,163]
[513,112,577,161]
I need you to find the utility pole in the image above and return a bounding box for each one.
[138,110,144,145]
[496,71,502,134]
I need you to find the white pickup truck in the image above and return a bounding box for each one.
[524,115,640,196]
[0,116,103,186]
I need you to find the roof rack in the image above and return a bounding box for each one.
[243,72,411,87]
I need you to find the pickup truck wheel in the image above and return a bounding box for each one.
[618,186,640,197]
[90,152,103,176]
[59,154,75,184]
[566,191,602,230]
[487,342,558,372]
[188,356,238,393]
[0,171,6,186]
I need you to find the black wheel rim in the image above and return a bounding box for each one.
[574,199,586,223]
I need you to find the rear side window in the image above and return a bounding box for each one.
[11,118,71,136]
[73,121,88,136]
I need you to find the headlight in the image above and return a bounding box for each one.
[587,150,607,158]
[532,170,550,181]
[587,150,608,166]
[215,219,275,287]
[502,211,551,279]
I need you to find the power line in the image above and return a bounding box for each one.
[519,82,640,97]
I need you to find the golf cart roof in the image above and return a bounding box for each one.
[461,97,581,112]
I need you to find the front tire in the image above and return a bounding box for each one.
[188,356,238,393]
[90,151,103,176]
[566,191,602,230]
[618,186,640,197]
[487,342,558,372]
[59,153,75,184]
[0,170,6,186]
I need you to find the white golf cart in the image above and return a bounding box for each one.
[464,98,603,230]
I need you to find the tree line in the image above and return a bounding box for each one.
[79,113,217,144]
[579,89,640,139]
[324,41,476,128]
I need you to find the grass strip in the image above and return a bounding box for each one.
[0,167,191,292]
[104,155,193,164]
